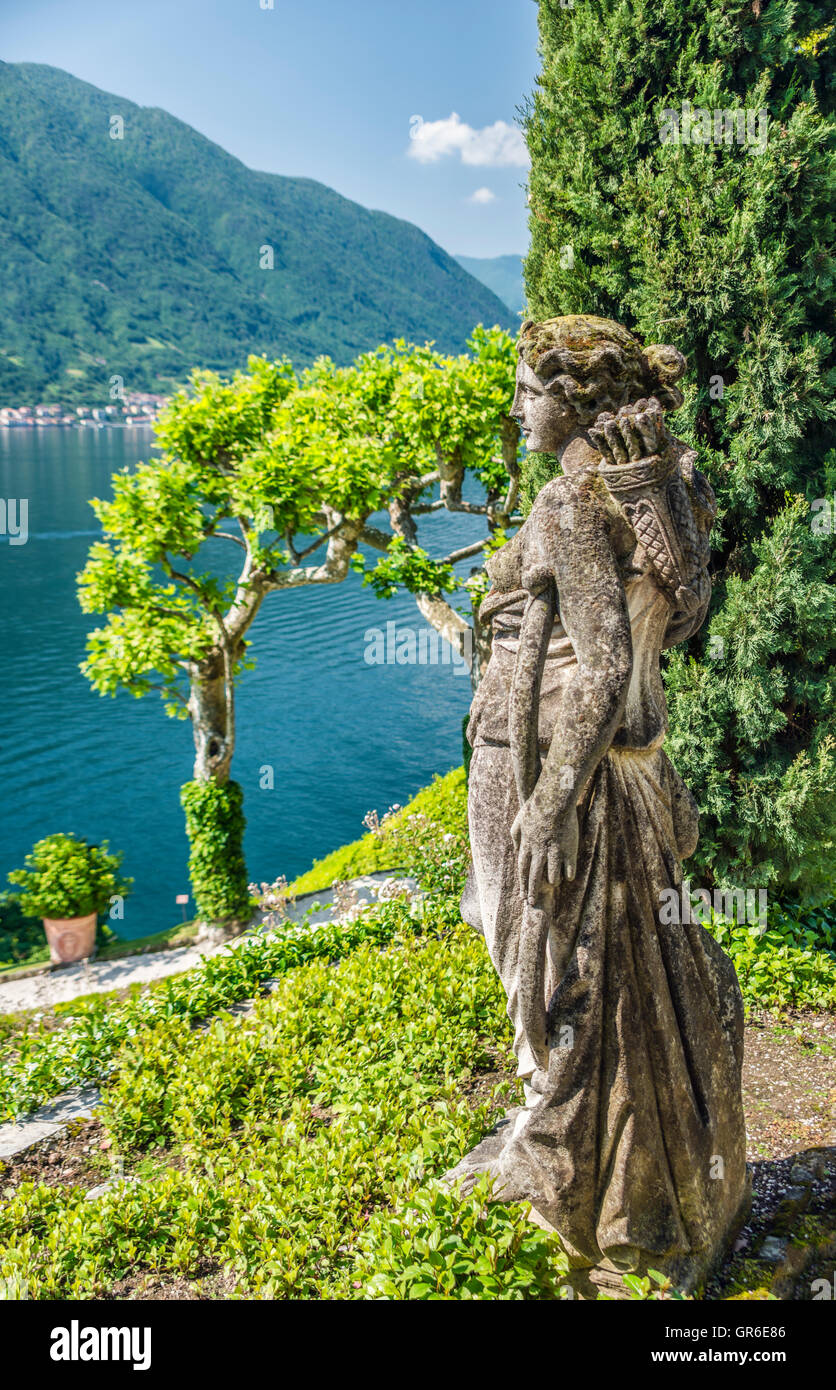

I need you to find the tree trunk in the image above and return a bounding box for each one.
[436,446,464,507]
[188,648,234,783]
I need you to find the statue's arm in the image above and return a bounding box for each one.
[512,476,632,902]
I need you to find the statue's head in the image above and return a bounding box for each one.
[511,314,686,455]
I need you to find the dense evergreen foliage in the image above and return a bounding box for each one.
[523,3,836,898]
[180,781,250,924]
[0,62,512,404]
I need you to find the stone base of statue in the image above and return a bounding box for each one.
[444,1111,751,1299]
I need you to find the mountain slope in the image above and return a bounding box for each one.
[0,62,513,403]
[455,254,525,315]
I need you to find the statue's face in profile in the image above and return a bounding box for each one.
[510,359,579,455]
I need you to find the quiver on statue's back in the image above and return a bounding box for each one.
[598,443,716,636]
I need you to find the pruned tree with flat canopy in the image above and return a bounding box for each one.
[78,329,521,927]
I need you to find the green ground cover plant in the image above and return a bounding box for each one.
[0,919,576,1300]
[0,897,448,1123]
[712,899,836,1010]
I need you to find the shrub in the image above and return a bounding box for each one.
[0,920,525,1300]
[708,898,836,1011]
[180,779,250,923]
[7,834,131,920]
[0,895,432,1120]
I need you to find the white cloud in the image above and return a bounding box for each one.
[468,187,497,204]
[408,113,529,168]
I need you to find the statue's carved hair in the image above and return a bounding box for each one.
[518,314,686,417]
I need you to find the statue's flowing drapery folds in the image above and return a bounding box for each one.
[452,322,749,1290]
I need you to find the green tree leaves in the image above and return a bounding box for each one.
[77,333,518,914]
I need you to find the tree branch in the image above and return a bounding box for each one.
[414,593,473,672]
[442,539,491,566]
[359,524,393,552]
[259,512,365,596]
[147,603,197,623]
[293,519,346,561]
[209,531,248,550]
[163,559,214,602]
[148,681,189,707]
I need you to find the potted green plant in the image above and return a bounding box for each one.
[8,834,132,966]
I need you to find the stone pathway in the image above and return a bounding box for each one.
[0,873,417,1016]
[0,1087,100,1161]
[0,942,222,1017]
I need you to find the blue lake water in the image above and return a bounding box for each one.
[0,427,481,938]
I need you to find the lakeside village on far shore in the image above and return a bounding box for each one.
[0,391,167,428]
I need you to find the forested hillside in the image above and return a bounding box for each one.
[0,62,512,403]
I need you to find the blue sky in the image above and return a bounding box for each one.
[2,0,539,258]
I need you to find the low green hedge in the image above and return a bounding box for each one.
[0,895,460,1123]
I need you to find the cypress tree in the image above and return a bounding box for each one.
[522,2,836,899]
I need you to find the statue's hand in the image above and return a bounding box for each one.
[589,396,671,466]
[511,798,579,905]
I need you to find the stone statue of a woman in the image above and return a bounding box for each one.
[450,315,749,1294]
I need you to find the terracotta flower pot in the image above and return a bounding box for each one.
[42,913,97,966]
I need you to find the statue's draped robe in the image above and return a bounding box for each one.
[465,489,748,1278]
